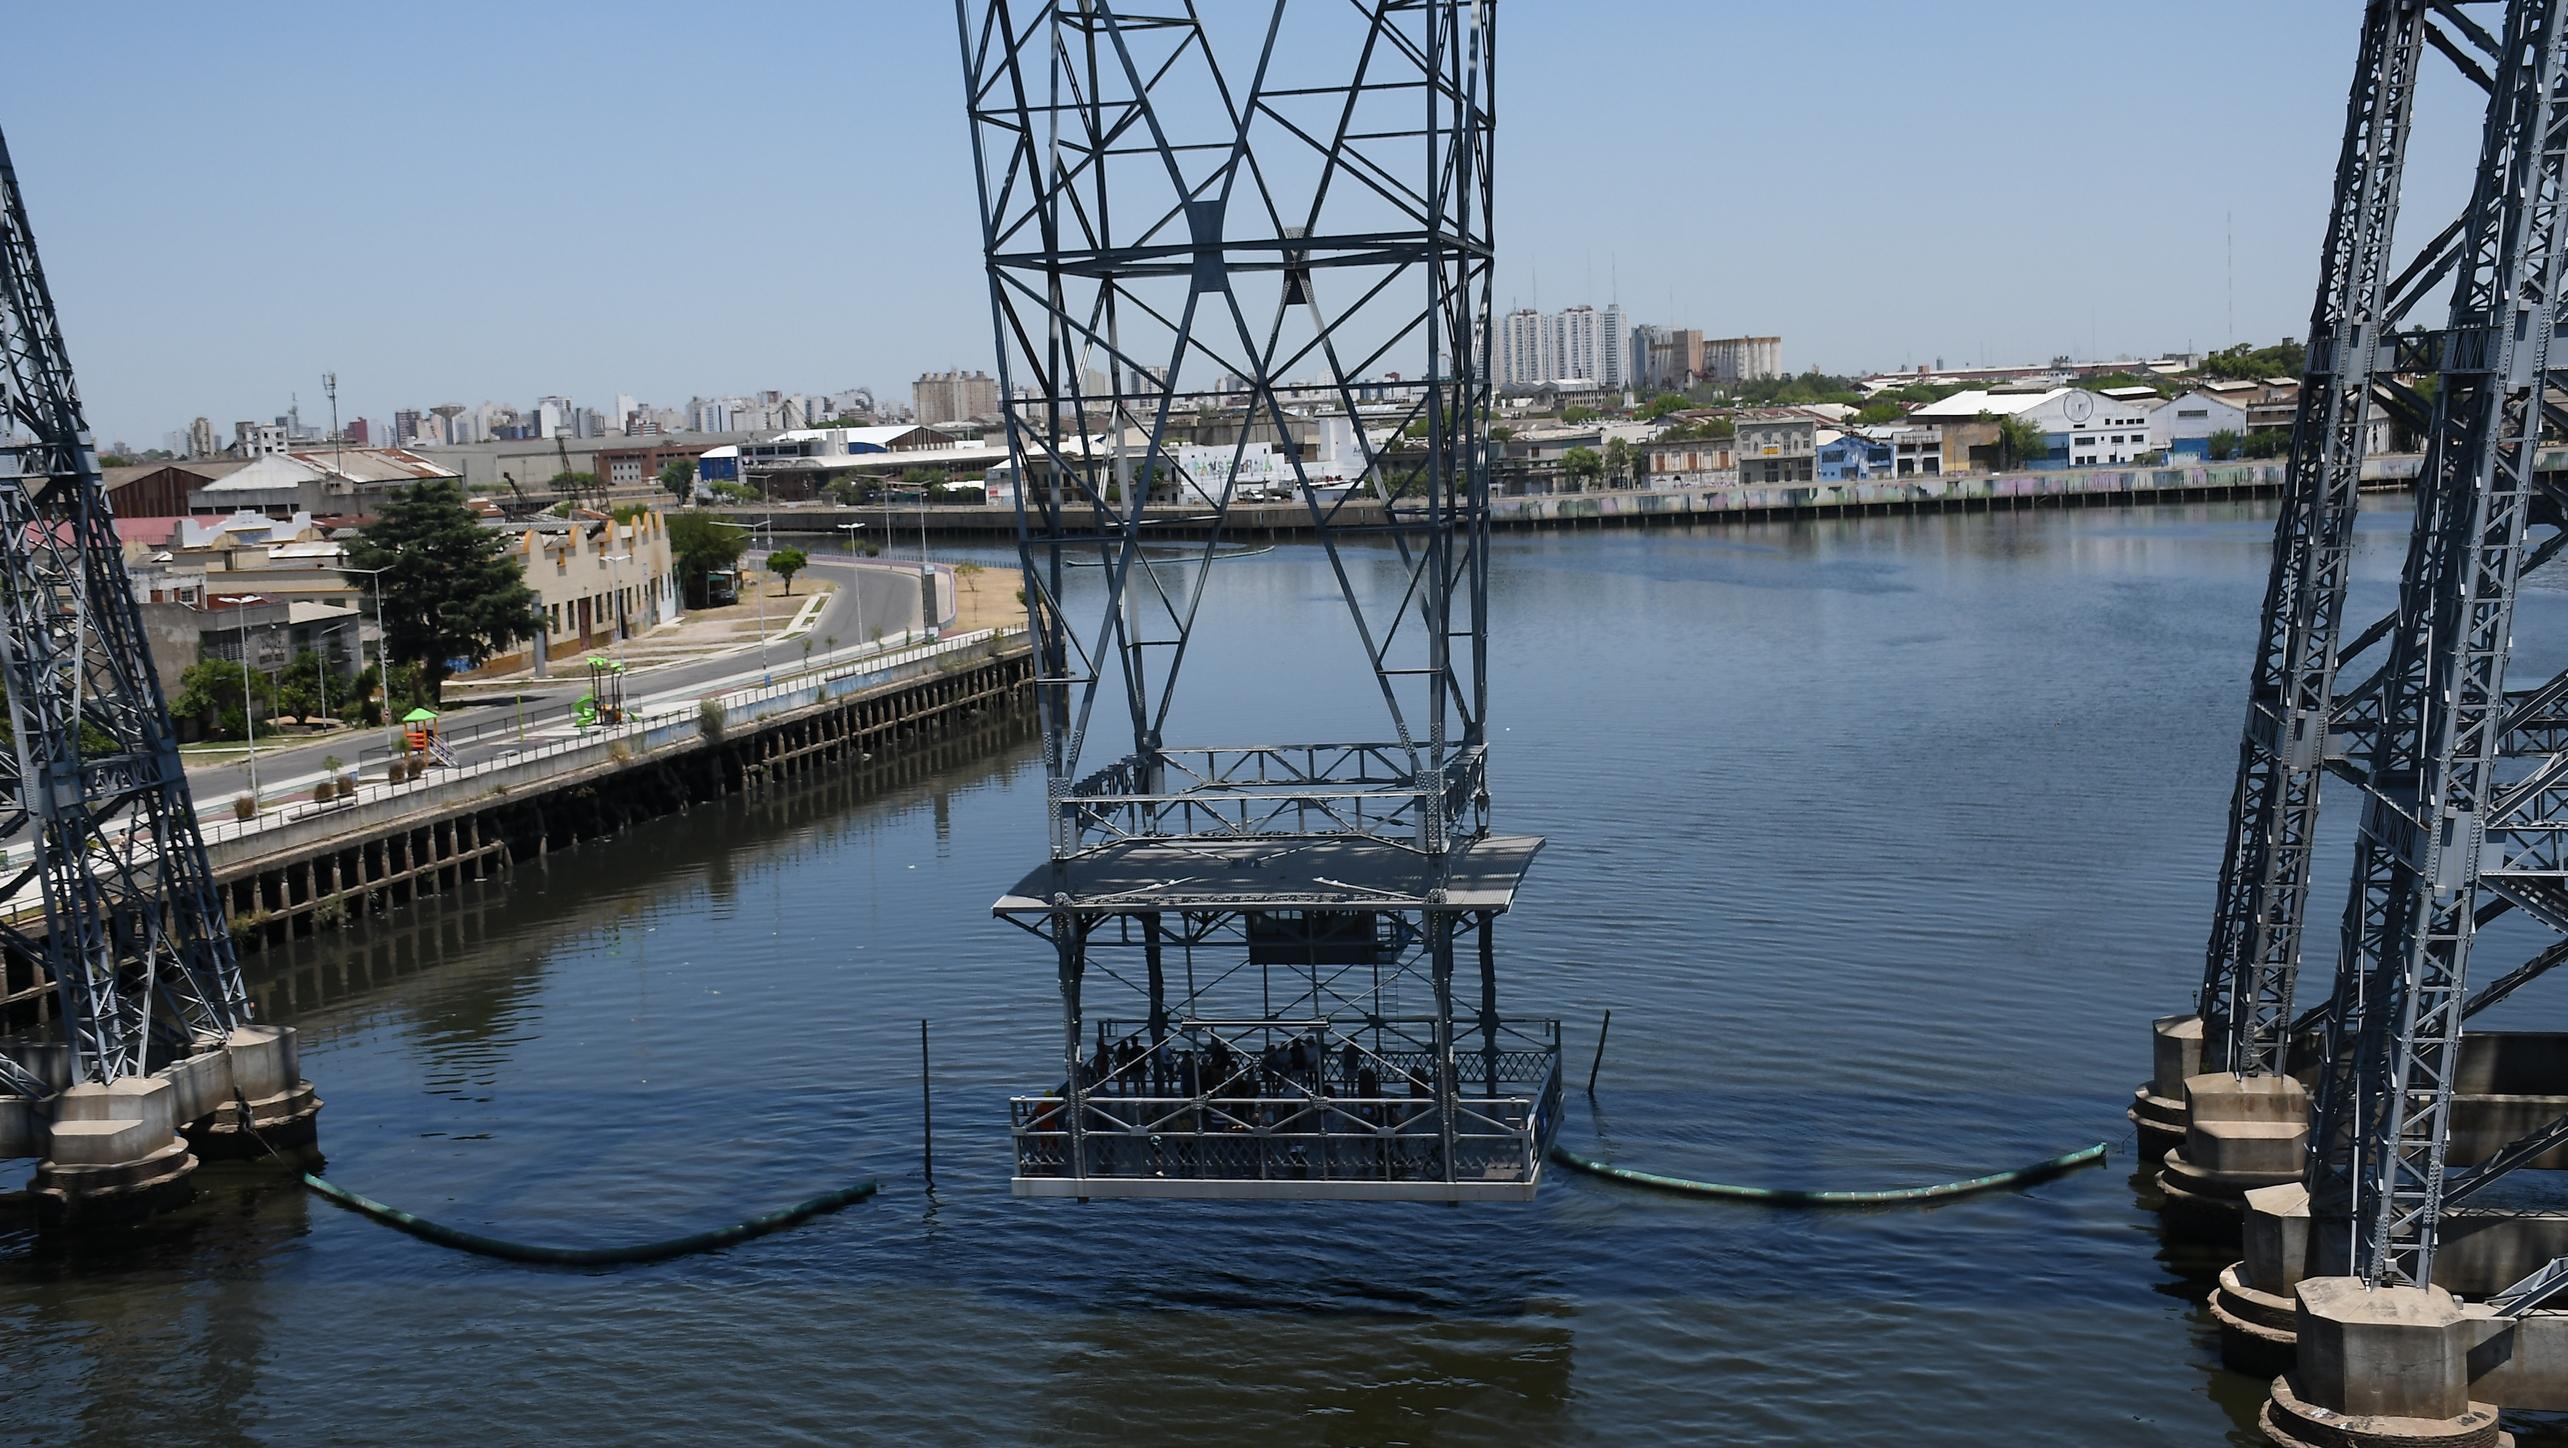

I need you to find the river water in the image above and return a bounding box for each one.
[8,499,2568,1446]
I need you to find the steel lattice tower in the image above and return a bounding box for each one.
[0,127,247,1092]
[2194,0,2514,1081]
[958,0,1559,1200]
[2302,0,2568,1288]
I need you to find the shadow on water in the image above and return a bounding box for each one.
[0,1166,314,1443]
[243,711,1040,1036]
[1037,1297,1576,1446]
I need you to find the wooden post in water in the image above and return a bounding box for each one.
[919,1018,937,1191]
[1587,1010,1613,1096]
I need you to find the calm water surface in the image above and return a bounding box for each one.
[10,500,2568,1446]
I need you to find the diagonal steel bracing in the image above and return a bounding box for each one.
[0,127,245,1092]
[2198,0,2518,1080]
[959,1,1553,1200]
[2303,0,2568,1288]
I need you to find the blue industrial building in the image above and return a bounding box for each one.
[1815,430,1894,482]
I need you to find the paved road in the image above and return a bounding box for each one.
[182,556,930,809]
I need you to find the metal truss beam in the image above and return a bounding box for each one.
[958,0,1497,862]
[2200,0,2455,1079]
[2304,0,2568,1288]
[959,2,1549,1201]
[0,127,245,1086]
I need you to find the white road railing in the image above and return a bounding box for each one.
[189,626,1026,865]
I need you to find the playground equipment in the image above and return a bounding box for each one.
[571,657,627,731]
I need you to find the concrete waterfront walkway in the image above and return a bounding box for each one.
[180,556,939,824]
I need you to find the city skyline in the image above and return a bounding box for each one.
[13,1,2493,445]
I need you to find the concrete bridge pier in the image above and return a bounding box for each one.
[2206,1031,2568,1366]
[186,1026,323,1162]
[2214,1184,2316,1375]
[2,1027,321,1228]
[2156,1071,2309,1240]
[2262,1279,2512,1448]
[2130,1012,2203,1157]
[2214,1194,2568,1440]
[30,1076,198,1229]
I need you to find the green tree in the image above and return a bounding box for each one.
[172,658,277,741]
[1560,445,1604,491]
[2202,340,2307,381]
[667,511,749,608]
[1488,424,1516,443]
[1561,405,1602,425]
[1661,416,1736,443]
[349,659,430,727]
[2243,428,2291,459]
[273,648,340,722]
[1985,413,2048,471]
[658,457,697,502]
[1731,370,1865,408]
[342,481,543,694]
[2206,428,2244,461]
[547,469,602,505]
[1637,393,1694,421]
[1855,400,1905,425]
[769,546,810,595]
[1603,436,1632,488]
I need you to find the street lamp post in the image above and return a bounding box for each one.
[836,521,866,652]
[218,593,265,808]
[341,563,398,757]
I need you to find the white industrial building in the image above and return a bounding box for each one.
[1910,388,2156,470]
[2151,390,2250,459]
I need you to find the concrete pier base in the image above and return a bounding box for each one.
[2262,1280,2510,1448]
[2130,1012,2202,1157]
[7,1027,322,1226]
[183,1026,323,1162]
[31,1077,197,1229]
[2157,1071,2308,1240]
[2214,1184,2313,1374]
[2217,1193,2568,1364]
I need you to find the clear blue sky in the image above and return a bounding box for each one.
[7,1,2490,447]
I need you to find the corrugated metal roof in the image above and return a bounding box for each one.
[282,446,457,482]
[199,455,325,491]
[1909,388,2067,420]
[103,460,250,489]
[755,424,954,450]
[114,516,185,546]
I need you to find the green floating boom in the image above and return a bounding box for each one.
[300,1172,879,1267]
[1547,1141,2107,1206]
